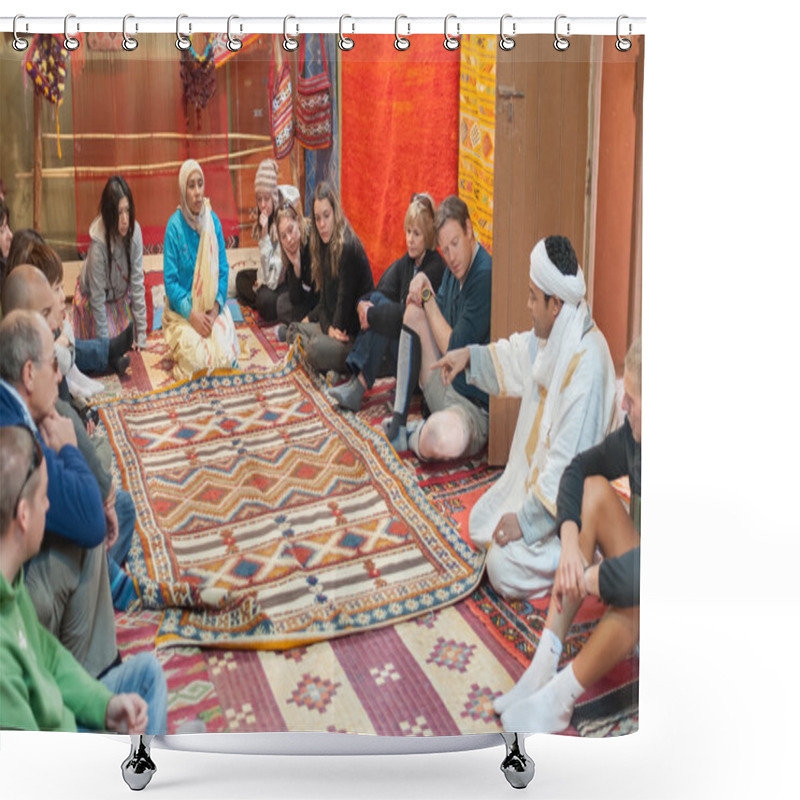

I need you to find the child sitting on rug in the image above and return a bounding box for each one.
[494,337,641,734]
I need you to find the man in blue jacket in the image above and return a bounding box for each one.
[0,309,118,677]
[382,196,492,461]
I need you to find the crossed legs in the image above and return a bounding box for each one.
[496,476,640,731]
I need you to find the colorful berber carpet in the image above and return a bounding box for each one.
[96,353,485,650]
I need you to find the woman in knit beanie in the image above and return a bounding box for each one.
[235,159,289,324]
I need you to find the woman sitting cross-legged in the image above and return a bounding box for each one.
[274,192,318,327]
[162,159,239,380]
[286,181,373,378]
[329,193,445,412]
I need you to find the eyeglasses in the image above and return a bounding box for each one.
[38,352,59,374]
[12,426,44,520]
[410,193,435,214]
[278,201,298,216]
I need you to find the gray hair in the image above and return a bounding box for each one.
[0,426,42,536]
[0,309,46,384]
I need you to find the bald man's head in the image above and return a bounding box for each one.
[1,265,58,334]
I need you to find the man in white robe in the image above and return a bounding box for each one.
[433,236,616,599]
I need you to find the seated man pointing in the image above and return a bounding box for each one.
[434,236,616,599]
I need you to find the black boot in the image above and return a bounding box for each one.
[108,323,134,373]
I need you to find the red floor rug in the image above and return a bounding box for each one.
[96,354,485,649]
[106,315,636,736]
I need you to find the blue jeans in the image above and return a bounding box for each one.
[345,293,399,387]
[75,337,109,374]
[100,652,168,735]
[108,489,136,566]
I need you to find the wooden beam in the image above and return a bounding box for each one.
[33,92,42,230]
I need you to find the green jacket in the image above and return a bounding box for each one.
[0,570,112,731]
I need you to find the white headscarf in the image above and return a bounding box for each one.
[528,239,591,458]
[529,238,586,306]
[178,159,205,233]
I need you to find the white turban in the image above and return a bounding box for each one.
[529,239,586,306]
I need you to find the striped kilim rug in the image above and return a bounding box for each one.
[117,583,637,737]
[96,352,485,649]
[93,309,636,736]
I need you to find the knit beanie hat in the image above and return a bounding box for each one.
[254,159,279,205]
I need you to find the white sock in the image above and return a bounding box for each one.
[407,419,425,458]
[500,662,585,734]
[493,628,562,715]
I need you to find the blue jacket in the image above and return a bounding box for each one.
[163,208,229,319]
[435,243,493,407]
[0,385,106,548]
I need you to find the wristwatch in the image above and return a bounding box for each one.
[421,287,433,305]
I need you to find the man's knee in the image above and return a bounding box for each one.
[581,475,617,518]
[485,544,529,600]
[419,412,469,460]
[402,302,427,332]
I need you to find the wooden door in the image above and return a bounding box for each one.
[488,36,599,465]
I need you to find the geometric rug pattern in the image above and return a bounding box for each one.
[102,308,637,736]
[96,354,485,649]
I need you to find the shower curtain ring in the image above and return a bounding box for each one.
[616,15,632,51]
[175,14,192,51]
[499,14,516,51]
[339,15,355,51]
[64,14,80,51]
[554,14,570,51]
[444,14,460,51]
[227,16,243,52]
[122,15,138,51]
[394,15,410,51]
[283,16,299,52]
[12,15,29,52]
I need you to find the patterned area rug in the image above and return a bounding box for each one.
[96,354,485,649]
[117,581,637,736]
[98,311,636,737]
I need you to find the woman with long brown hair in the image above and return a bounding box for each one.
[286,181,373,377]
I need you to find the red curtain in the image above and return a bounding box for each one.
[340,36,460,283]
[69,36,238,256]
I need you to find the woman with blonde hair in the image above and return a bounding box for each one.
[274,190,317,325]
[286,181,373,376]
[162,159,239,380]
[330,193,445,412]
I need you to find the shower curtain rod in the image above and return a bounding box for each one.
[1,15,646,37]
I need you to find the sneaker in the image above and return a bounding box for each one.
[388,425,409,453]
[329,376,365,412]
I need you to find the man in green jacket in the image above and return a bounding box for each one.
[0,425,148,733]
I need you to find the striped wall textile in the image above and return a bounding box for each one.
[458,35,498,254]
